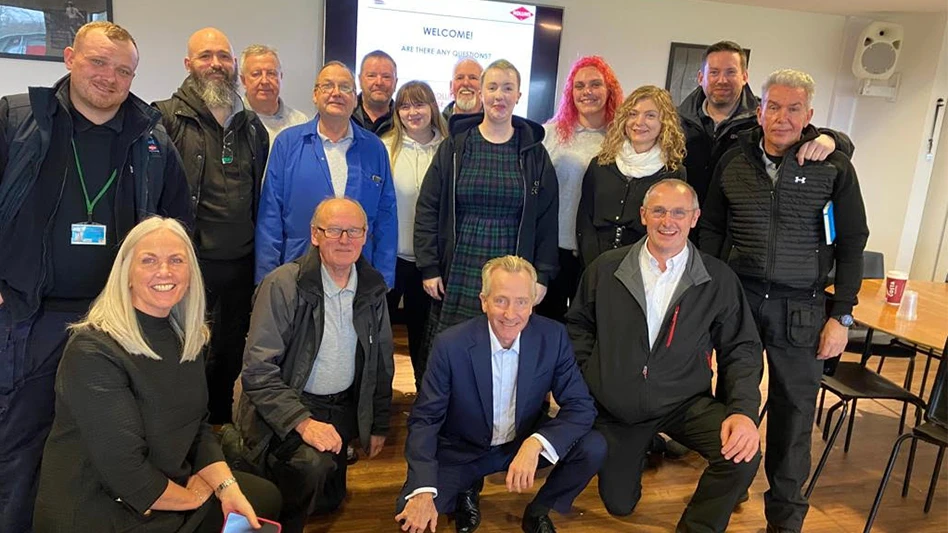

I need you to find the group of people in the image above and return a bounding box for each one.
[0,18,870,533]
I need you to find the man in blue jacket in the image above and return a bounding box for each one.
[396,256,604,533]
[256,60,396,287]
[0,22,191,532]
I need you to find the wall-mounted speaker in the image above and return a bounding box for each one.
[853,21,903,80]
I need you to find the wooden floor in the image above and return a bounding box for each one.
[304,325,947,532]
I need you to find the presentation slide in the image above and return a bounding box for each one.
[355,0,537,116]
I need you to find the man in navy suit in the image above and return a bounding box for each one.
[395,256,605,533]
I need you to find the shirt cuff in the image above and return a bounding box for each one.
[405,487,438,500]
[530,433,559,464]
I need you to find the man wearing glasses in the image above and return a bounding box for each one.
[154,27,269,425]
[255,60,396,289]
[353,50,397,136]
[567,179,763,533]
[237,197,394,533]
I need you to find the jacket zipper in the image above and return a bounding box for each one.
[36,167,70,307]
[516,155,525,254]
[766,167,780,283]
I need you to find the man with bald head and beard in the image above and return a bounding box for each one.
[0,21,191,532]
[155,27,269,425]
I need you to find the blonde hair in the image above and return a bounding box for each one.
[74,21,137,50]
[382,81,448,169]
[480,255,537,299]
[597,85,686,172]
[482,59,521,89]
[71,217,209,362]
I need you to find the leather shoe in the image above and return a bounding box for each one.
[521,513,557,533]
[766,524,800,533]
[454,487,481,533]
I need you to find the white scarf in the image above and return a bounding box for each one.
[615,141,665,178]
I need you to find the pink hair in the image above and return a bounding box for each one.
[549,56,623,144]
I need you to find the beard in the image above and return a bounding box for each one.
[454,91,479,113]
[192,66,237,108]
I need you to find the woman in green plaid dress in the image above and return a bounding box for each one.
[414,59,560,351]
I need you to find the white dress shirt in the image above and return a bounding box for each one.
[639,241,689,349]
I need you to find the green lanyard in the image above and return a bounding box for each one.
[71,139,118,223]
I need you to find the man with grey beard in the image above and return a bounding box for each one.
[154,26,269,425]
[441,57,483,122]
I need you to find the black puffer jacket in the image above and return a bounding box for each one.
[698,126,869,317]
[414,113,559,285]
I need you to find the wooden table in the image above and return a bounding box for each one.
[847,279,948,351]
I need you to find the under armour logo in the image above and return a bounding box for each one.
[794,176,807,184]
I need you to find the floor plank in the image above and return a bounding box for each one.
[304,325,947,532]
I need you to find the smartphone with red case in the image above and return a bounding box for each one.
[221,512,281,533]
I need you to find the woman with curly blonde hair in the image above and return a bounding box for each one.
[575,86,686,267]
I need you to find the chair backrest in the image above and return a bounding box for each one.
[863,251,885,279]
[925,337,948,428]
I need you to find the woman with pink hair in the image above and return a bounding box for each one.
[536,56,623,322]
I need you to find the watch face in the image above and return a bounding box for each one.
[838,314,854,327]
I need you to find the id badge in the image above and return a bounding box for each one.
[71,223,107,246]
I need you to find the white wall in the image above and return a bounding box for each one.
[834,13,948,272]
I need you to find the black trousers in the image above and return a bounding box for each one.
[396,431,606,516]
[266,391,358,533]
[0,305,81,533]
[201,254,255,424]
[195,471,283,532]
[596,395,760,533]
[535,248,582,323]
[743,286,825,531]
[386,258,429,389]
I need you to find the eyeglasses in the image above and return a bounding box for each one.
[316,226,366,239]
[222,129,234,165]
[646,207,696,220]
[316,82,355,95]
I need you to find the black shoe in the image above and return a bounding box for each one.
[521,514,556,533]
[766,524,800,533]
[454,486,481,533]
[346,444,358,465]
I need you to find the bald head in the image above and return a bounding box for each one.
[187,27,232,58]
[184,27,237,107]
[311,197,368,228]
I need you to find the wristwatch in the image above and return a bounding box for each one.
[833,314,854,327]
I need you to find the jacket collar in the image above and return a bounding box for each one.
[737,124,822,171]
[679,83,759,128]
[614,238,711,314]
[295,245,387,307]
[447,112,546,154]
[305,115,372,145]
[29,74,161,142]
[172,76,248,129]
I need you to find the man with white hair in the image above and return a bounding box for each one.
[699,69,869,533]
[240,44,309,144]
[442,57,483,122]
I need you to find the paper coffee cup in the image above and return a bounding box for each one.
[885,270,908,305]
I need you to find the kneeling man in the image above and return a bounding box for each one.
[396,256,605,533]
[567,179,763,533]
[236,198,394,533]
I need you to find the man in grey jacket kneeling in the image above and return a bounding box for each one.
[235,197,394,533]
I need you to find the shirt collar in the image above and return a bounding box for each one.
[320,262,358,297]
[488,323,521,356]
[242,95,286,119]
[70,100,125,134]
[317,120,354,144]
[641,240,689,274]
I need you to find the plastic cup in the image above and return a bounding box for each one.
[896,290,919,321]
[885,270,908,305]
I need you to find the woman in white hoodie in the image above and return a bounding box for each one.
[381,81,447,390]
[575,86,686,269]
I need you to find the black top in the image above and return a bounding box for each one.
[48,99,122,301]
[34,313,223,533]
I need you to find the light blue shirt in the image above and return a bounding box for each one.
[303,264,358,394]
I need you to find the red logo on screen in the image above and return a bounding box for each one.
[511,7,533,21]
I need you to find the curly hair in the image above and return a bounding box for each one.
[597,85,685,172]
[548,56,623,144]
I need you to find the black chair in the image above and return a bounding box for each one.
[864,338,947,532]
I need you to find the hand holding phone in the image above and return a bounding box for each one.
[221,512,281,533]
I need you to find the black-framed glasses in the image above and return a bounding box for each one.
[316,226,366,239]
[222,129,235,165]
[646,207,695,220]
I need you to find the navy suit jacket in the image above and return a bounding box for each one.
[403,315,597,492]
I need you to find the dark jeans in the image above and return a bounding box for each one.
[535,248,582,323]
[386,258,429,389]
[595,395,760,533]
[0,305,82,533]
[196,471,283,532]
[202,254,255,424]
[743,287,825,531]
[266,391,358,533]
[396,431,606,516]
